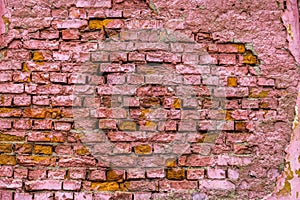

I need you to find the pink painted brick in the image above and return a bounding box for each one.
[0,108,21,118]
[63,180,81,191]
[88,170,106,181]
[0,95,12,106]
[0,166,13,177]
[127,74,144,85]
[23,40,59,50]
[257,77,275,86]
[28,169,47,180]
[176,64,210,74]
[34,192,53,199]
[0,178,23,189]
[100,63,135,73]
[107,74,126,85]
[13,95,31,106]
[0,119,12,129]
[10,118,27,133]
[69,7,87,19]
[33,120,52,130]
[50,73,68,83]
[187,169,205,180]
[52,19,87,29]
[191,144,211,155]
[207,168,226,179]
[52,95,78,107]
[159,180,198,192]
[12,72,30,83]
[40,30,60,39]
[32,96,50,105]
[14,193,32,200]
[26,62,61,72]
[214,87,249,98]
[55,192,73,200]
[113,143,131,154]
[98,119,117,130]
[0,84,24,94]
[62,29,80,40]
[228,168,240,180]
[134,193,152,200]
[178,120,197,131]
[217,44,239,53]
[199,180,235,191]
[53,51,71,61]
[231,110,249,120]
[0,190,13,200]
[91,52,109,62]
[0,71,12,82]
[260,98,278,109]
[76,0,111,8]
[219,54,236,65]
[182,54,199,64]
[69,168,86,179]
[127,168,145,179]
[25,180,62,191]
[48,169,66,180]
[238,76,257,86]
[32,72,50,84]
[146,169,165,179]
[54,122,72,131]
[242,99,259,109]
[74,192,93,200]
[183,75,201,85]
[14,168,28,179]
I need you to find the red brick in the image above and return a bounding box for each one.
[0,119,12,129]
[32,96,50,105]
[127,168,145,179]
[50,73,68,83]
[100,63,135,73]
[76,0,112,8]
[207,168,226,179]
[0,72,12,82]
[13,119,32,130]
[52,19,88,29]
[98,119,117,130]
[33,120,52,130]
[69,168,86,180]
[121,180,157,191]
[74,192,93,200]
[48,169,66,180]
[13,168,28,179]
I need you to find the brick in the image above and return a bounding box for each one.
[90,182,119,191]
[242,99,259,109]
[23,40,59,50]
[166,169,185,180]
[32,51,44,61]
[107,170,124,181]
[108,131,147,142]
[107,74,126,85]
[52,19,88,29]
[76,0,112,8]
[14,193,32,200]
[33,120,52,130]
[0,108,21,117]
[34,145,53,155]
[69,168,86,180]
[28,169,47,180]
[227,77,237,87]
[32,72,50,84]
[88,170,106,181]
[48,169,66,180]
[0,190,13,199]
[54,122,72,131]
[187,169,205,180]
[207,168,226,179]
[98,119,117,130]
[25,180,62,191]
[0,72,12,82]
[17,156,56,167]
[58,157,96,167]
[0,144,12,153]
[63,180,81,191]
[100,63,135,73]
[119,121,137,131]
[0,178,22,189]
[50,73,68,83]
[146,168,165,179]
[14,168,28,179]
[55,192,73,200]
[199,180,235,191]
[0,120,12,130]
[0,166,13,177]
[32,96,50,105]
[134,193,152,200]
[127,168,145,179]
[159,180,198,192]
[0,84,24,94]
[62,29,80,40]
[74,192,93,200]
[257,77,275,86]
[34,192,53,200]
[25,62,61,72]
[13,95,31,106]
[176,64,210,74]
[121,180,157,192]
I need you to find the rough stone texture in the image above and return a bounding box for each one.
[0,0,299,199]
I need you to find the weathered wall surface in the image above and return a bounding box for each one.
[0,0,299,199]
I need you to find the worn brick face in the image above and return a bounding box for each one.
[0,0,298,199]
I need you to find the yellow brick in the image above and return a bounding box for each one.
[243,51,259,65]
[165,158,176,167]
[107,170,124,181]
[134,144,152,155]
[34,145,53,155]
[232,43,246,53]
[32,52,44,61]
[173,98,181,109]
[89,19,113,30]
[0,133,24,142]
[203,133,219,143]
[166,168,186,180]
[0,144,12,153]
[119,121,136,131]
[0,155,16,165]
[227,77,237,87]
[75,147,90,156]
[91,182,119,191]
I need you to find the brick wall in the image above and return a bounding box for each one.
[0,0,299,199]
